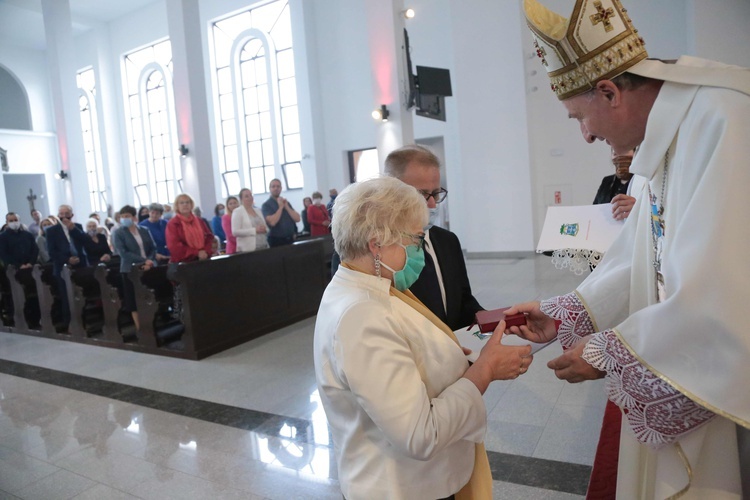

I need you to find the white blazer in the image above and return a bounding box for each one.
[314,266,486,500]
[231,206,267,252]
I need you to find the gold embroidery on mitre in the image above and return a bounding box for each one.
[533,39,548,66]
[524,0,648,100]
[590,1,615,32]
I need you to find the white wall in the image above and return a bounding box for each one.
[0,130,62,216]
[0,44,54,133]
[447,1,535,252]
[0,43,60,215]
[687,0,750,67]
[309,0,377,195]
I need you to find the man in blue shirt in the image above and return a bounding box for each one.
[261,178,301,247]
[139,202,170,263]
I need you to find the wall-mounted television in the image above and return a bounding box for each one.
[416,66,452,97]
[403,29,453,122]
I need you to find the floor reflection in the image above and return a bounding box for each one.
[0,379,336,483]
[255,389,333,480]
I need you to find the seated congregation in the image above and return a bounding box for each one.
[0,189,335,360]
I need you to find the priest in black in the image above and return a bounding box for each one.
[593,149,637,221]
[384,145,483,330]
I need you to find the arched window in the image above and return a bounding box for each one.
[211,0,302,197]
[122,40,181,206]
[76,68,107,213]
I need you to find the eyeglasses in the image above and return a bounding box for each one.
[401,232,426,250]
[418,188,448,204]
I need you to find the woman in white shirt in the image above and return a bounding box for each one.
[314,177,533,500]
[231,188,268,252]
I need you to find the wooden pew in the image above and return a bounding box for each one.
[0,264,13,330]
[63,265,108,339]
[170,238,328,359]
[5,265,42,332]
[4,265,24,330]
[128,265,183,349]
[31,264,58,335]
[4,238,329,360]
[93,262,126,343]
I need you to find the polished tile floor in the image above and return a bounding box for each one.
[0,255,604,499]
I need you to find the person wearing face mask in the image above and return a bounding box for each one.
[306,191,331,237]
[314,176,533,500]
[0,212,38,269]
[593,149,645,221]
[113,205,156,332]
[384,145,483,330]
[81,218,112,264]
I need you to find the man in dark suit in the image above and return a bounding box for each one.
[384,145,483,330]
[592,148,637,221]
[46,204,88,328]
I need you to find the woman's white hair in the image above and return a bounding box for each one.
[332,176,427,262]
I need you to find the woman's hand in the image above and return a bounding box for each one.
[100,254,111,263]
[463,321,533,394]
[198,250,209,260]
[503,301,558,343]
[257,224,267,234]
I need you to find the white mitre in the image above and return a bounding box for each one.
[523,0,750,101]
[523,0,647,100]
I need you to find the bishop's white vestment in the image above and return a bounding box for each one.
[543,57,750,499]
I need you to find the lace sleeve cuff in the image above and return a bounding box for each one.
[539,292,594,349]
[582,330,716,448]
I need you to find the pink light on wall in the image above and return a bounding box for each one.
[372,50,394,105]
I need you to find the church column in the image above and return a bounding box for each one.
[165,0,217,213]
[364,0,415,170]
[41,0,90,216]
[92,25,127,216]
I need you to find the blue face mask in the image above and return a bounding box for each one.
[424,207,439,231]
[121,218,134,228]
[380,244,426,291]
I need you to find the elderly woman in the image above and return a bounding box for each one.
[83,218,112,264]
[113,205,156,331]
[314,177,532,500]
[139,202,170,262]
[306,191,331,237]
[165,194,214,263]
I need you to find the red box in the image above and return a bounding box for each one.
[472,307,527,333]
